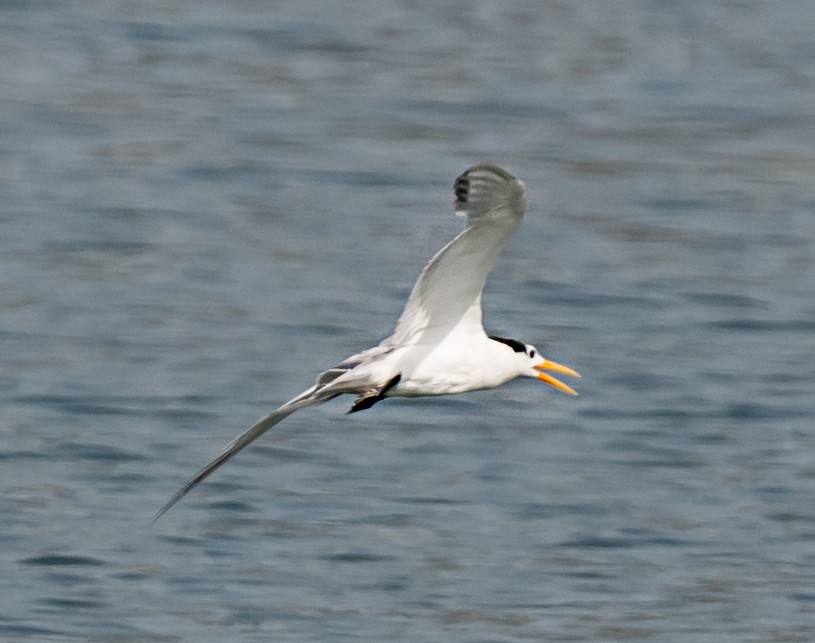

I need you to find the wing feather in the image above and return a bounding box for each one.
[389,163,527,346]
[153,390,333,521]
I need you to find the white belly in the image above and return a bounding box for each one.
[389,338,518,397]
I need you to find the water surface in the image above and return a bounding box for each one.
[2,1,814,641]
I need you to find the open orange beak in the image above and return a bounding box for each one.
[534,359,581,396]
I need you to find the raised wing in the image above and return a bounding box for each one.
[388,163,527,347]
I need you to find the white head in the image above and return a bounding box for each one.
[489,335,580,395]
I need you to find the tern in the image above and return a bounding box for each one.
[155,163,579,520]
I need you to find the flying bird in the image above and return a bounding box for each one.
[155,163,579,520]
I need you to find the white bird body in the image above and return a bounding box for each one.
[155,163,579,519]
[390,327,519,396]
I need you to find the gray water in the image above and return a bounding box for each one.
[2,1,815,641]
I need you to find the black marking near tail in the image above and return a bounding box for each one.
[489,335,526,353]
[348,373,402,414]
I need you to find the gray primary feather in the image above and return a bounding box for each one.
[153,391,332,521]
[453,162,527,224]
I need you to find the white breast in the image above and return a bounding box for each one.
[391,333,519,397]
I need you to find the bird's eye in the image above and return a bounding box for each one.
[529,349,536,358]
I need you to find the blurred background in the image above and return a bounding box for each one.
[2,1,814,641]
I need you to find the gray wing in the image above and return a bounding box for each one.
[154,342,403,520]
[388,163,527,347]
[153,342,404,521]
[153,389,334,521]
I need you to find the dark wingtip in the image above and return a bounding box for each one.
[151,447,237,523]
[151,475,201,523]
[453,162,522,216]
[454,173,471,209]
